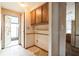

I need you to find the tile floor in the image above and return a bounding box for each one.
[5,40,18,48]
[0,45,34,56]
[66,42,79,56]
[27,46,48,56]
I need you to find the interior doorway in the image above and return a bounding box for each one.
[66,2,75,55]
[4,15,19,48]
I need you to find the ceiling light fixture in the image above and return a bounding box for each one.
[20,3,26,7]
[18,2,28,8]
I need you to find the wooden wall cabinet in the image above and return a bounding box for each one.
[42,3,48,23]
[36,7,42,24]
[31,3,48,25]
[31,10,36,25]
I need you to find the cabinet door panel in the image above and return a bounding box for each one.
[36,7,42,24]
[42,3,48,23]
[31,10,36,25]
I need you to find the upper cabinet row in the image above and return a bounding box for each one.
[31,3,48,25]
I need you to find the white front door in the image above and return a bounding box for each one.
[5,15,11,48]
[1,15,21,49]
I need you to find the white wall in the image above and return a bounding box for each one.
[25,12,35,48]
[21,13,25,47]
[35,25,48,51]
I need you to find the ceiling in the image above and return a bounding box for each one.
[0,2,45,12]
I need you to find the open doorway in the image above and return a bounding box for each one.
[66,2,77,56]
[4,15,19,48]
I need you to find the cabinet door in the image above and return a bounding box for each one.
[31,10,36,25]
[36,7,42,24]
[42,3,48,23]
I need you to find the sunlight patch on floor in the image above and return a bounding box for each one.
[27,46,48,56]
[0,45,34,56]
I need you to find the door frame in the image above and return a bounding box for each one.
[1,14,21,49]
[20,13,25,48]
